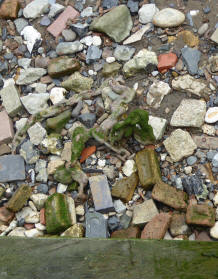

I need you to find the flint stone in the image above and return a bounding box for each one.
[132,199,158,226]
[56,41,84,55]
[170,99,206,128]
[182,175,203,196]
[135,149,161,190]
[147,81,171,109]
[61,72,93,92]
[172,75,209,97]
[152,181,188,211]
[20,140,39,164]
[89,175,114,213]
[139,4,159,24]
[181,47,201,75]
[21,93,49,114]
[123,49,158,77]
[163,129,197,162]
[112,172,138,202]
[186,204,215,227]
[0,155,25,182]
[141,213,172,240]
[90,5,133,43]
[6,185,32,212]
[114,45,135,62]
[85,212,108,238]
[16,68,46,85]
[0,84,22,117]
[71,23,89,38]
[148,116,167,140]
[153,8,185,28]
[78,113,96,128]
[23,0,49,19]
[48,3,64,18]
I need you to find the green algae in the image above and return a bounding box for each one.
[46,110,72,133]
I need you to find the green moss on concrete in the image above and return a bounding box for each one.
[71,126,90,162]
[54,166,73,185]
[46,110,72,133]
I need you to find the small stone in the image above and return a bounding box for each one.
[192,135,218,150]
[127,0,139,14]
[0,144,10,156]
[42,134,62,156]
[18,58,31,69]
[8,227,26,237]
[21,93,49,114]
[153,8,185,28]
[186,156,197,166]
[76,205,84,216]
[202,124,216,136]
[112,172,138,202]
[0,0,20,19]
[14,18,28,34]
[25,228,43,237]
[61,223,84,237]
[48,57,80,79]
[212,153,218,168]
[46,110,71,133]
[16,68,46,85]
[102,62,121,77]
[81,6,93,17]
[114,45,135,62]
[62,29,76,42]
[30,194,48,210]
[169,213,189,236]
[123,24,152,45]
[170,99,206,128]
[148,116,167,140]
[0,155,25,182]
[178,30,199,47]
[86,46,102,65]
[80,146,96,163]
[49,87,66,105]
[0,207,14,223]
[61,142,72,162]
[141,213,171,240]
[152,181,188,211]
[89,175,114,213]
[47,158,64,175]
[122,160,137,177]
[147,81,171,109]
[48,3,64,18]
[17,206,39,223]
[102,0,118,9]
[0,111,14,145]
[210,222,218,239]
[85,211,108,238]
[205,107,218,124]
[111,226,140,239]
[35,160,48,183]
[186,203,215,227]
[61,72,93,92]
[184,166,192,175]
[45,193,76,234]
[181,47,201,75]
[196,231,211,241]
[113,199,126,214]
[20,140,39,164]
[210,28,218,44]
[157,53,178,72]
[198,23,209,36]
[23,0,49,19]
[6,185,32,212]
[90,5,133,43]
[21,26,42,53]
[135,149,161,190]
[28,122,47,146]
[78,113,96,128]
[0,84,22,117]
[71,23,89,38]
[57,183,68,194]
[138,4,159,24]
[56,41,84,55]
[163,129,197,162]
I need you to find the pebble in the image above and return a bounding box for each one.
[186,156,197,166]
[205,107,218,124]
[138,4,159,24]
[153,8,185,28]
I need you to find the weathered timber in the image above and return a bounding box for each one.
[0,238,217,279]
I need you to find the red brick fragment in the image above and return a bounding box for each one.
[0,111,14,145]
[157,53,178,73]
[40,208,46,225]
[47,6,79,37]
[141,212,172,240]
[0,206,14,223]
[80,146,96,163]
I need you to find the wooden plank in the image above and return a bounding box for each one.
[0,237,218,279]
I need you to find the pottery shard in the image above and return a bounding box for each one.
[112,172,139,202]
[0,0,20,19]
[141,213,172,240]
[186,204,215,227]
[135,149,161,190]
[152,181,188,211]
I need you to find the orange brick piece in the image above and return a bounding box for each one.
[47,6,79,37]
[158,53,178,73]
[0,111,14,145]
[80,146,96,163]
[141,212,172,240]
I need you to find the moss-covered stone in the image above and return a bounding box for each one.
[186,204,215,227]
[135,149,161,190]
[48,56,81,78]
[71,126,90,163]
[46,110,71,133]
[102,62,122,77]
[42,133,63,155]
[112,172,139,202]
[6,184,32,212]
[0,186,5,198]
[54,166,73,185]
[45,193,73,234]
[61,72,93,93]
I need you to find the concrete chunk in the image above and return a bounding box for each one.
[0,85,22,117]
[0,155,25,182]
[0,111,14,145]
[132,199,158,226]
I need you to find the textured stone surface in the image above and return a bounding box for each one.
[28,122,47,145]
[181,47,201,75]
[147,81,171,109]
[23,0,49,19]
[46,110,71,133]
[132,199,158,226]
[153,8,185,28]
[21,93,49,114]
[48,57,80,78]
[0,111,14,145]
[6,185,32,212]
[163,129,197,162]
[56,41,84,55]
[0,85,22,117]
[16,68,46,85]
[205,107,218,124]
[141,213,171,240]
[90,5,133,43]
[114,45,135,61]
[152,181,188,211]
[170,99,206,128]
[186,204,215,227]
[112,172,138,202]
[210,28,218,44]
[61,72,93,92]
[89,175,114,213]
[0,207,14,223]
[61,224,84,238]
[139,4,159,24]
[170,213,189,236]
[85,212,108,238]
[111,226,140,239]
[0,155,25,182]
[148,116,167,140]
[0,0,20,19]
[135,149,161,190]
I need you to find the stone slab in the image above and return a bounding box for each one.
[85,211,108,238]
[0,155,25,182]
[0,111,14,145]
[186,204,215,227]
[0,85,22,117]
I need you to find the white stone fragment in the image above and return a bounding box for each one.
[114,199,126,214]
[139,4,159,24]
[205,107,218,124]
[23,0,49,19]
[122,160,137,177]
[57,183,68,194]
[123,23,152,45]
[106,57,116,63]
[30,194,48,210]
[25,228,43,238]
[50,87,66,104]
[147,81,171,109]
[28,122,47,145]
[210,222,218,239]
[16,207,40,224]
[21,26,42,53]
[148,116,167,140]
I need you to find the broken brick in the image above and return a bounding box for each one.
[158,53,178,73]
[0,111,14,145]
[186,203,215,227]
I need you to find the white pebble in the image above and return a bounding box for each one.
[98,159,106,167]
[106,57,116,63]
[57,183,68,194]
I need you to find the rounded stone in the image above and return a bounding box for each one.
[186,156,197,166]
[205,107,218,124]
[153,8,185,28]
[138,4,159,24]
[210,222,218,239]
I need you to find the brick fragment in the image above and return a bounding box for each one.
[186,203,215,227]
[0,111,14,145]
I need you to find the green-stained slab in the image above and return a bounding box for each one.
[90,5,133,43]
[6,184,32,212]
[186,204,215,227]
[61,72,93,92]
[135,149,161,190]
[46,110,72,133]
[45,193,75,234]
[48,56,81,78]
